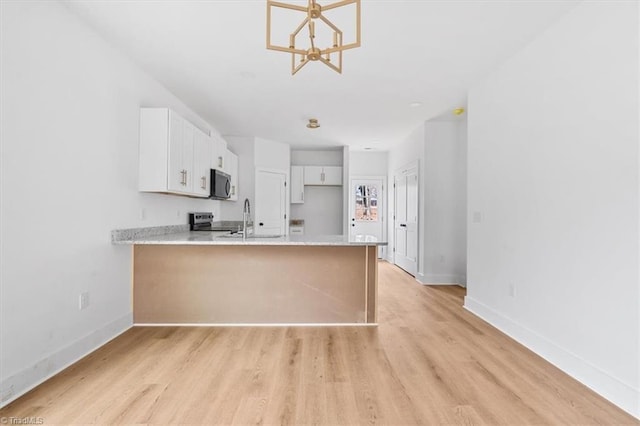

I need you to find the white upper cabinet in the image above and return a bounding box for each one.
[303,166,343,186]
[226,150,239,201]
[166,111,187,193]
[303,166,324,185]
[193,129,211,197]
[140,108,208,197]
[140,108,220,198]
[211,135,239,201]
[322,166,343,185]
[290,166,304,203]
[180,121,195,193]
[138,108,240,201]
[211,135,227,173]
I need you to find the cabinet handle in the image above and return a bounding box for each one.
[218,156,223,168]
[301,192,304,202]
[180,170,187,186]
[231,185,236,195]
[321,172,325,182]
[184,170,188,186]
[201,176,206,190]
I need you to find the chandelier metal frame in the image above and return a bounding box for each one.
[266,0,361,75]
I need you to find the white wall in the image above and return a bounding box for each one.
[465,1,639,417]
[291,149,343,166]
[291,149,344,235]
[0,1,221,407]
[255,137,291,171]
[349,151,388,176]
[291,187,343,235]
[423,120,467,285]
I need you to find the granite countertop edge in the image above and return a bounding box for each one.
[111,226,387,247]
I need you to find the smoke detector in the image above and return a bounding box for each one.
[306,118,320,129]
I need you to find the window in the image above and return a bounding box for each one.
[355,184,378,221]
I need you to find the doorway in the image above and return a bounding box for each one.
[349,177,385,259]
[255,168,287,236]
[394,163,418,275]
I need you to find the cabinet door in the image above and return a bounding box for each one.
[290,166,304,203]
[303,166,324,185]
[227,150,239,201]
[193,130,211,197]
[323,166,343,185]
[211,136,227,173]
[167,112,186,192]
[181,122,195,193]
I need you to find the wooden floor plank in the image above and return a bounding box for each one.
[0,261,637,425]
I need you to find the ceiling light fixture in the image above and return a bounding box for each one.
[306,118,321,129]
[266,0,361,75]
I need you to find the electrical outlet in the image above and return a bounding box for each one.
[79,292,90,310]
[508,283,516,298]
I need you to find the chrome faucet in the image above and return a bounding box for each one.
[242,198,251,240]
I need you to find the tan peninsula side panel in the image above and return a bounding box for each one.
[366,246,378,323]
[133,245,374,324]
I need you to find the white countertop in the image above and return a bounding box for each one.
[112,231,386,246]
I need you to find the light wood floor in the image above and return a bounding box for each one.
[1,261,637,425]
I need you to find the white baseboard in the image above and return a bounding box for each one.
[464,296,639,419]
[416,272,466,286]
[134,323,378,327]
[0,312,133,409]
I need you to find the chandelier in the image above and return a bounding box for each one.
[266,0,361,75]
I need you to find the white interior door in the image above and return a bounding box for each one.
[255,169,286,236]
[349,178,385,258]
[394,166,418,276]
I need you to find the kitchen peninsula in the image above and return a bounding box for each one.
[113,227,385,325]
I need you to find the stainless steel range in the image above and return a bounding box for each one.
[188,212,215,231]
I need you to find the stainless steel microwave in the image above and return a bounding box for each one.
[210,169,231,199]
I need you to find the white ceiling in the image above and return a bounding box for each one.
[62,0,579,150]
